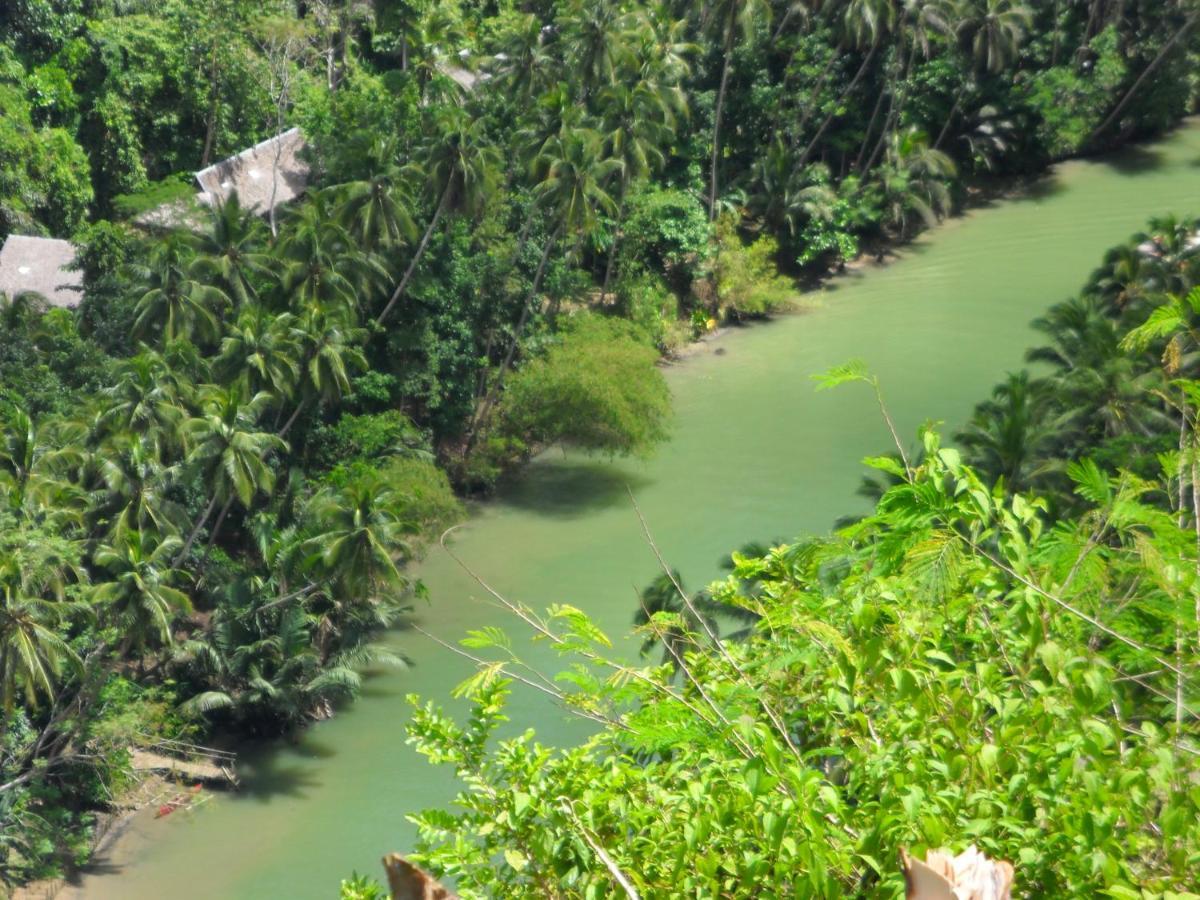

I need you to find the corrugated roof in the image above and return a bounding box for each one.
[195,128,310,215]
[0,235,82,308]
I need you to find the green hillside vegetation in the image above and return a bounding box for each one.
[0,0,1198,889]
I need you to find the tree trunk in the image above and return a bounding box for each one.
[174,493,221,568]
[1090,11,1199,144]
[933,93,963,151]
[200,495,236,566]
[376,186,450,327]
[854,84,889,172]
[796,39,879,169]
[601,188,628,298]
[278,396,309,439]
[201,44,221,168]
[709,10,737,221]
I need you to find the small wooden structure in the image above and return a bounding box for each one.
[129,738,238,788]
[0,235,82,308]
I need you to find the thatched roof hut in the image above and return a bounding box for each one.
[195,128,310,215]
[0,235,82,308]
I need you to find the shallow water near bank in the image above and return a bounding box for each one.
[66,122,1200,899]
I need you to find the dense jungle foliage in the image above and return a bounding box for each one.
[1,0,1199,889]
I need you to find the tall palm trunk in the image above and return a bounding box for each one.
[709,5,738,221]
[278,396,309,439]
[376,185,451,327]
[933,94,963,150]
[201,43,221,168]
[465,228,559,453]
[174,494,220,567]
[862,39,919,174]
[601,187,629,297]
[200,495,237,566]
[796,38,879,169]
[1090,11,1199,144]
[854,84,889,171]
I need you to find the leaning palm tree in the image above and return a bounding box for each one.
[0,546,81,711]
[375,109,501,327]
[706,0,771,219]
[175,385,286,565]
[93,531,191,657]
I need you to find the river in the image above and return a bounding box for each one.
[66,122,1200,899]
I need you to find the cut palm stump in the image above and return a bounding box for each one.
[902,846,1014,900]
[382,854,458,900]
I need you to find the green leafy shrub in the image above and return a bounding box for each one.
[500,314,671,457]
[713,216,796,317]
[309,410,432,471]
[404,431,1200,898]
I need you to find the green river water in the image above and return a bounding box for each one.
[67,122,1200,899]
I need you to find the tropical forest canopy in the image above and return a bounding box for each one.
[0,0,1199,894]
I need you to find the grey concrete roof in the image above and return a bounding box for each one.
[0,235,82,308]
[195,128,310,215]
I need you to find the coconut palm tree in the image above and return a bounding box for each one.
[96,349,195,460]
[93,531,191,656]
[748,138,836,237]
[957,0,1031,74]
[956,371,1069,493]
[375,109,501,327]
[132,231,228,346]
[877,127,955,238]
[215,305,302,401]
[277,303,368,437]
[278,191,386,320]
[486,12,554,102]
[179,604,372,732]
[596,77,679,292]
[333,136,419,254]
[302,471,416,612]
[0,409,85,523]
[559,0,644,99]
[0,543,82,711]
[175,385,286,565]
[92,432,187,541]
[192,193,276,309]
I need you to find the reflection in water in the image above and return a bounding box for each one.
[70,121,1200,900]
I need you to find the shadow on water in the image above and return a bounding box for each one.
[497,458,652,519]
[228,741,329,802]
[1099,142,1167,175]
